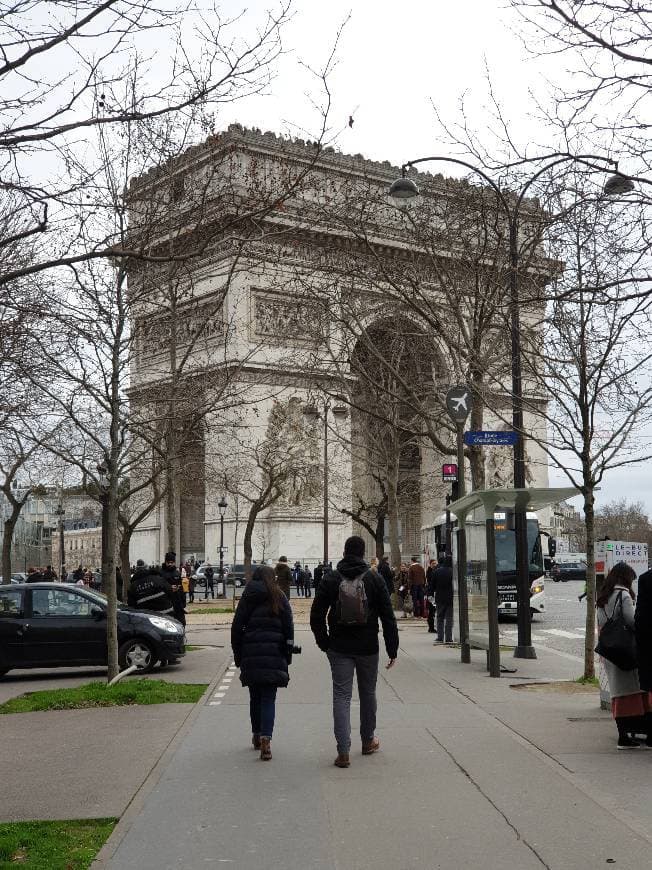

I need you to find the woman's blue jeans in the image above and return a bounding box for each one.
[249,685,277,738]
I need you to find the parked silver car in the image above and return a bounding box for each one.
[191,563,236,588]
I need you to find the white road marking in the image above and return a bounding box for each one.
[214,692,226,698]
[209,701,222,706]
[541,628,585,639]
[501,630,551,644]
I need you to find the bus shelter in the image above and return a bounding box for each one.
[449,487,579,677]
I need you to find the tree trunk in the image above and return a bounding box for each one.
[165,442,178,555]
[386,459,401,568]
[243,506,259,581]
[583,489,597,680]
[119,531,131,604]
[375,512,385,559]
[232,497,240,567]
[104,491,119,682]
[468,381,485,490]
[1,515,16,585]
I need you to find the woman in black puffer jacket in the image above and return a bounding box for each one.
[231,565,294,760]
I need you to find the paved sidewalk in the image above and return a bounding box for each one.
[0,643,232,821]
[94,626,652,870]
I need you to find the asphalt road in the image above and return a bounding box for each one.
[500,577,589,660]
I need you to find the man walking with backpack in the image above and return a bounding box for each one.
[310,536,398,769]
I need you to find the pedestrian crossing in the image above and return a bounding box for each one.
[501,627,589,642]
[208,661,237,705]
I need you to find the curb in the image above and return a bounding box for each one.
[91,654,233,868]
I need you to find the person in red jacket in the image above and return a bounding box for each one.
[408,556,426,617]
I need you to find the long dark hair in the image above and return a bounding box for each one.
[596,562,636,608]
[253,565,283,614]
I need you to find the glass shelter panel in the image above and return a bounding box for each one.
[454,506,490,650]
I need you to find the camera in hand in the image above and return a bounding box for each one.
[287,641,302,655]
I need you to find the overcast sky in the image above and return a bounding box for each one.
[217,0,652,518]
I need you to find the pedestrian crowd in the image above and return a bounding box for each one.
[46,541,652,759]
[389,554,453,644]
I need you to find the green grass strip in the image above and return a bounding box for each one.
[0,818,116,869]
[188,607,234,614]
[575,675,599,686]
[0,679,207,714]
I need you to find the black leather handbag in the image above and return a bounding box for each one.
[595,590,637,671]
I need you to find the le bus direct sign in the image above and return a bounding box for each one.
[442,463,458,482]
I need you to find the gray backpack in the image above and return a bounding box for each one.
[336,570,369,626]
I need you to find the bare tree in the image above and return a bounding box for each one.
[519,171,652,678]
[0,436,42,583]
[594,499,652,550]
[512,1,652,132]
[212,398,319,579]
[0,1,295,285]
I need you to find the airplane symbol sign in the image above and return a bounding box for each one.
[445,386,471,423]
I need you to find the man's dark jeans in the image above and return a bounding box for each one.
[327,650,379,754]
[426,600,436,632]
[437,603,454,643]
[411,584,425,617]
[249,685,277,738]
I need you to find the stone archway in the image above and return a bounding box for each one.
[348,317,441,563]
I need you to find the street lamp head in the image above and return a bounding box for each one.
[603,173,635,196]
[388,175,420,202]
[218,496,227,516]
[332,404,348,419]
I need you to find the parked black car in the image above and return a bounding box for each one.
[0,583,185,676]
[550,561,587,582]
[226,563,258,586]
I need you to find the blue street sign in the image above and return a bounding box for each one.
[464,430,519,446]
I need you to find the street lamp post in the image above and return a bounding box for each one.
[218,496,227,599]
[389,153,631,659]
[55,503,65,580]
[303,400,348,567]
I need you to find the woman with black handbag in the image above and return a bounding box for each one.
[597,562,652,749]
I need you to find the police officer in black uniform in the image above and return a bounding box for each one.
[161,551,186,626]
[127,559,175,616]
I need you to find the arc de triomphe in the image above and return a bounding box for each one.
[127,125,549,567]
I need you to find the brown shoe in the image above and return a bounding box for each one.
[334,753,350,768]
[260,737,272,761]
[362,737,380,755]
[252,735,261,750]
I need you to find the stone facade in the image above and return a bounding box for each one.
[51,519,102,572]
[127,125,551,566]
